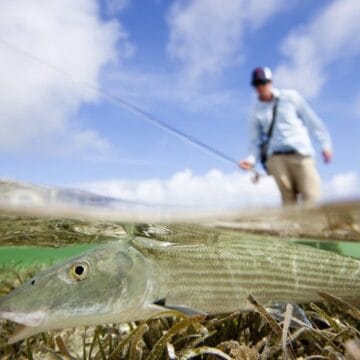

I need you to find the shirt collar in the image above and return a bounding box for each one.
[272,88,280,98]
[255,88,280,105]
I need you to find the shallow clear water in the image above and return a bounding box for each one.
[0,244,97,268]
[292,239,360,259]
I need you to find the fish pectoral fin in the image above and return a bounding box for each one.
[266,303,313,329]
[161,305,207,317]
[152,298,207,317]
[153,298,166,306]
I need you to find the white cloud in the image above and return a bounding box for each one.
[323,172,360,200]
[0,0,132,156]
[103,0,288,114]
[82,168,280,208]
[245,0,288,29]
[167,0,286,82]
[103,0,130,16]
[82,169,359,208]
[275,0,360,98]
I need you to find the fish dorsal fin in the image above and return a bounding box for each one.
[123,223,173,240]
[131,236,179,251]
[124,223,225,245]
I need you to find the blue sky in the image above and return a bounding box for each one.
[0,0,359,206]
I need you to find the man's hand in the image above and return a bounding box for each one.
[239,160,254,170]
[322,149,332,164]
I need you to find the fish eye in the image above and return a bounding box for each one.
[69,261,90,281]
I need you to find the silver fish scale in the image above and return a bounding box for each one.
[133,236,360,313]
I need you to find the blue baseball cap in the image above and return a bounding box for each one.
[251,67,272,86]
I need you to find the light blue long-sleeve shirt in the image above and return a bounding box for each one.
[247,88,332,164]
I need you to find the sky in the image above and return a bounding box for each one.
[0,0,359,207]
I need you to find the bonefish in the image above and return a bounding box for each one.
[1,230,360,344]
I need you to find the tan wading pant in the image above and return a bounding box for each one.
[267,154,321,206]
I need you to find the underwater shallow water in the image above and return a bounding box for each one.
[0,183,359,358]
[1,231,360,359]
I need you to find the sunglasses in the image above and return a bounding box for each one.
[252,80,270,87]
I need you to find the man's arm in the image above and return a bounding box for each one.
[239,112,261,169]
[295,91,333,163]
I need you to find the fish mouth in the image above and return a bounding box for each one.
[0,310,47,344]
[0,310,45,327]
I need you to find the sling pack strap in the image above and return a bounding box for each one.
[267,96,279,139]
